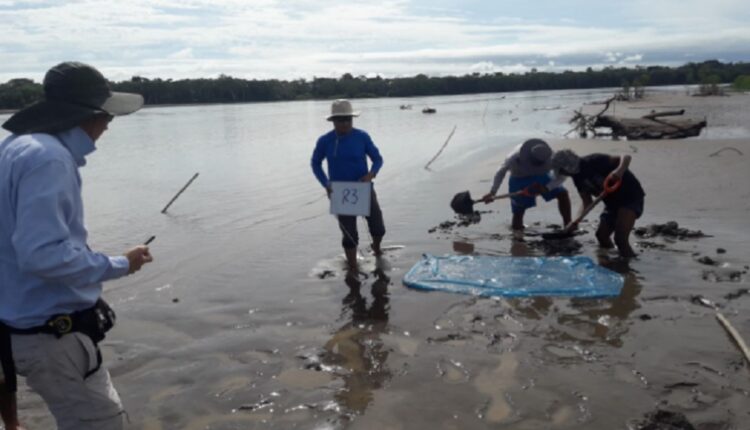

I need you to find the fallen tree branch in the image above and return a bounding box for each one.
[567,97,615,138]
[594,96,616,117]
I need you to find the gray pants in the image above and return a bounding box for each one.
[11,332,124,430]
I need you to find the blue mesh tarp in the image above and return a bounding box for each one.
[403,255,623,298]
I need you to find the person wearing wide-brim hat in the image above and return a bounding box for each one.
[311,99,386,277]
[0,61,154,430]
[481,138,572,231]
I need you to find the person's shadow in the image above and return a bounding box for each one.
[322,268,392,414]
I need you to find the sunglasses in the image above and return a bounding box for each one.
[332,117,353,123]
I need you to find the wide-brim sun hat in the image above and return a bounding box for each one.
[2,61,144,135]
[551,149,581,175]
[519,138,552,166]
[327,99,360,121]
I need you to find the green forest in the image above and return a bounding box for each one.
[1,60,749,110]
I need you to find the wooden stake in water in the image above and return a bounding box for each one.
[424,125,457,171]
[716,312,750,367]
[161,173,199,214]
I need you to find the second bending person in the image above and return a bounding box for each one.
[551,150,645,258]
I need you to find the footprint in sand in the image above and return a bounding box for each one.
[475,352,519,423]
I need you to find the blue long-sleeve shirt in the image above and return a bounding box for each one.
[0,127,129,329]
[311,128,383,188]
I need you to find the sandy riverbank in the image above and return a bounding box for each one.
[438,93,750,428]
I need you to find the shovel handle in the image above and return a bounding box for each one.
[562,193,605,232]
[560,176,622,231]
[475,188,530,204]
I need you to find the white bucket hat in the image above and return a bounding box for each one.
[327,99,360,121]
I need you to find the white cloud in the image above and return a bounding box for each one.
[624,54,643,62]
[0,0,748,82]
[469,61,496,74]
[169,48,194,60]
[604,52,621,62]
[626,0,747,26]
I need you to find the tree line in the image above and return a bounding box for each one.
[1,60,749,110]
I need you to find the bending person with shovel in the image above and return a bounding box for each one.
[481,139,571,231]
[550,150,645,258]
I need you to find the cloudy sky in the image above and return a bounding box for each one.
[1,0,749,82]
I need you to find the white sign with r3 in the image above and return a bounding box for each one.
[330,181,372,216]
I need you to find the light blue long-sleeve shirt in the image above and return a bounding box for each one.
[311,128,383,188]
[0,127,129,329]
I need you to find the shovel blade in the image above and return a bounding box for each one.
[451,191,475,215]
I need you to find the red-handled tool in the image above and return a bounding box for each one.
[542,174,622,240]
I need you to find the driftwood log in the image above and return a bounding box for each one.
[567,97,707,140]
[594,115,706,140]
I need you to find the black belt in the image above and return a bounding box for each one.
[6,299,115,342]
[6,314,74,337]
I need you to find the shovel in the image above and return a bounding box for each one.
[542,175,621,240]
[451,188,531,215]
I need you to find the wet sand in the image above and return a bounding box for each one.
[9,90,750,429]
[413,92,750,428]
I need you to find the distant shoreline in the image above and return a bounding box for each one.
[0,85,743,116]
[1,59,747,113]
